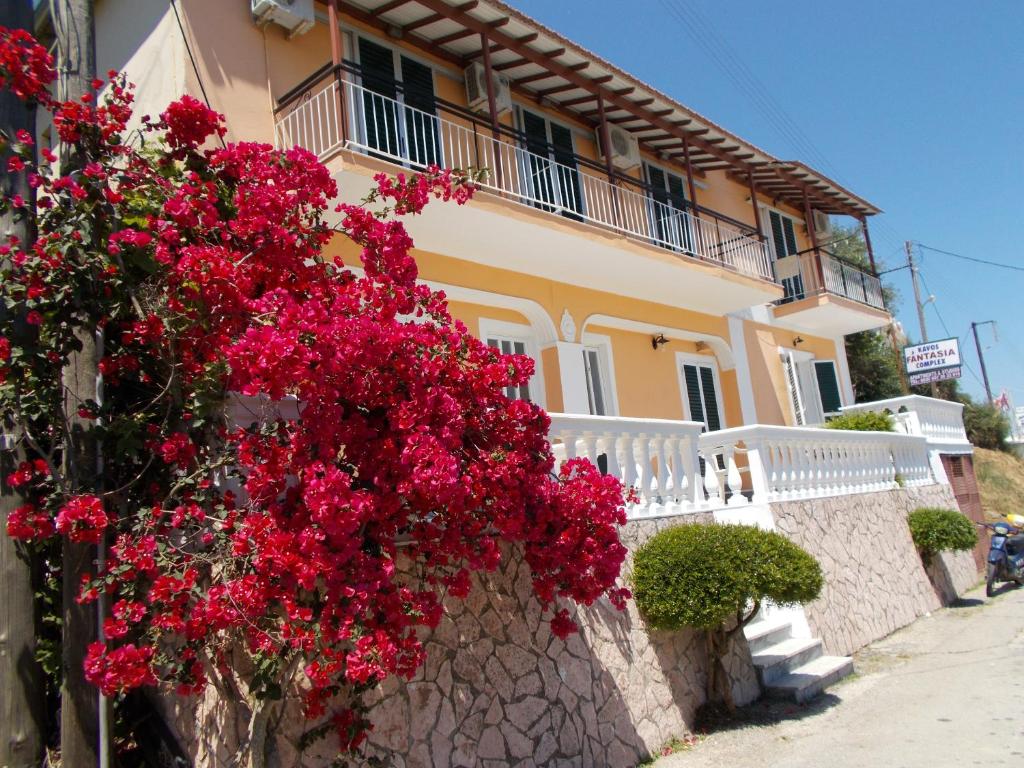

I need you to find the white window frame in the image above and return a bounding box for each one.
[478,318,546,409]
[675,352,726,430]
[780,347,830,426]
[580,332,619,417]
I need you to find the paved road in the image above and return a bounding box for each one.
[657,582,1024,768]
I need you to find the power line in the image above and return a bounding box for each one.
[917,243,1024,273]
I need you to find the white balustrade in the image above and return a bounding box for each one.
[274,79,774,283]
[547,414,706,519]
[699,425,934,505]
[841,395,970,451]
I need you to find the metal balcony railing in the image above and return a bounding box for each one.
[274,74,775,283]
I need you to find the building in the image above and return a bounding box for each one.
[67,0,894,440]
[46,2,982,765]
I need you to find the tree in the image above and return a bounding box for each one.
[631,524,822,712]
[0,7,46,767]
[829,222,905,402]
[0,29,631,766]
[48,1,103,764]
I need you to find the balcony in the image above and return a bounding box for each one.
[771,249,888,334]
[273,68,783,313]
[548,413,938,520]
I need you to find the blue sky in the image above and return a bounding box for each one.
[512,0,1024,404]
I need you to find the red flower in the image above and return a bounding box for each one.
[55,495,108,543]
[6,504,55,540]
[160,95,225,154]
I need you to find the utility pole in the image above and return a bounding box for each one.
[0,2,47,766]
[971,321,995,405]
[906,240,938,396]
[51,1,103,766]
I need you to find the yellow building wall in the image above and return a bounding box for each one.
[148,3,850,429]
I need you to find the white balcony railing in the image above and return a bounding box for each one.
[842,395,971,452]
[547,414,938,519]
[274,78,774,283]
[820,253,885,309]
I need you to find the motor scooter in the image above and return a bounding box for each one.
[984,518,1024,597]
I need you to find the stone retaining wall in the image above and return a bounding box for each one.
[770,485,979,657]
[160,514,759,768]
[357,515,759,767]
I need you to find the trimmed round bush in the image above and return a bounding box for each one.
[631,523,823,631]
[908,507,977,559]
[825,410,894,432]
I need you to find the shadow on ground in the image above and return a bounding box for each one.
[693,692,841,736]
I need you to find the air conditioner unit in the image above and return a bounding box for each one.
[464,62,512,115]
[251,0,315,38]
[597,124,641,171]
[812,209,833,241]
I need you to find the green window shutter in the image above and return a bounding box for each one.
[359,38,396,97]
[814,361,842,415]
[667,172,687,208]
[521,109,549,153]
[400,56,435,112]
[769,210,786,260]
[683,364,705,426]
[699,366,722,431]
[783,216,798,256]
[647,165,667,202]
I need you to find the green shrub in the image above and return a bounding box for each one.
[825,410,894,432]
[631,523,822,711]
[632,523,822,631]
[907,507,977,562]
[962,402,1010,451]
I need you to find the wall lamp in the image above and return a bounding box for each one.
[793,336,805,346]
[652,333,670,350]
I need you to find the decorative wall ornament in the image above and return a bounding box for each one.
[560,309,577,342]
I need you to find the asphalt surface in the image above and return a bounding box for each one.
[655,581,1024,768]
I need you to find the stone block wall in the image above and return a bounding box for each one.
[770,484,979,657]
[158,514,759,768]
[357,515,760,767]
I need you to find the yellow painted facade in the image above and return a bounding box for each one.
[94,0,888,430]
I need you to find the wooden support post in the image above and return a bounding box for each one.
[596,93,620,227]
[747,172,763,239]
[860,215,877,273]
[479,30,502,184]
[803,190,826,293]
[328,0,347,143]
[681,134,700,219]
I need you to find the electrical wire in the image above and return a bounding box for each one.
[917,243,1024,273]
[169,0,227,148]
[655,0,908,257]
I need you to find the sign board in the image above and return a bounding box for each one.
[903,338,961,384]
[908,367,961,387]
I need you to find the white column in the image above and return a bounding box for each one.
[555,341,589,414]
[728,314,758,425]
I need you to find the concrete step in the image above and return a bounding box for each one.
[765,655,855,704]
[744,615,793,655]
[751,637,823,685]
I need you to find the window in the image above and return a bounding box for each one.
[813,360,842,417]
[486,336,532,402]
[517,108,583,218]
[763,206,804,302]
[678,355,723,432]
[479,319,545,407]
[645,163,692,252]
[356,37,439,166]
[581,336,618,417]
[781,351,843,425]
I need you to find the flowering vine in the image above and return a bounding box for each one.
[0,28,630,762]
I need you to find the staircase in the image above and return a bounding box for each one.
[744,613,853,704]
